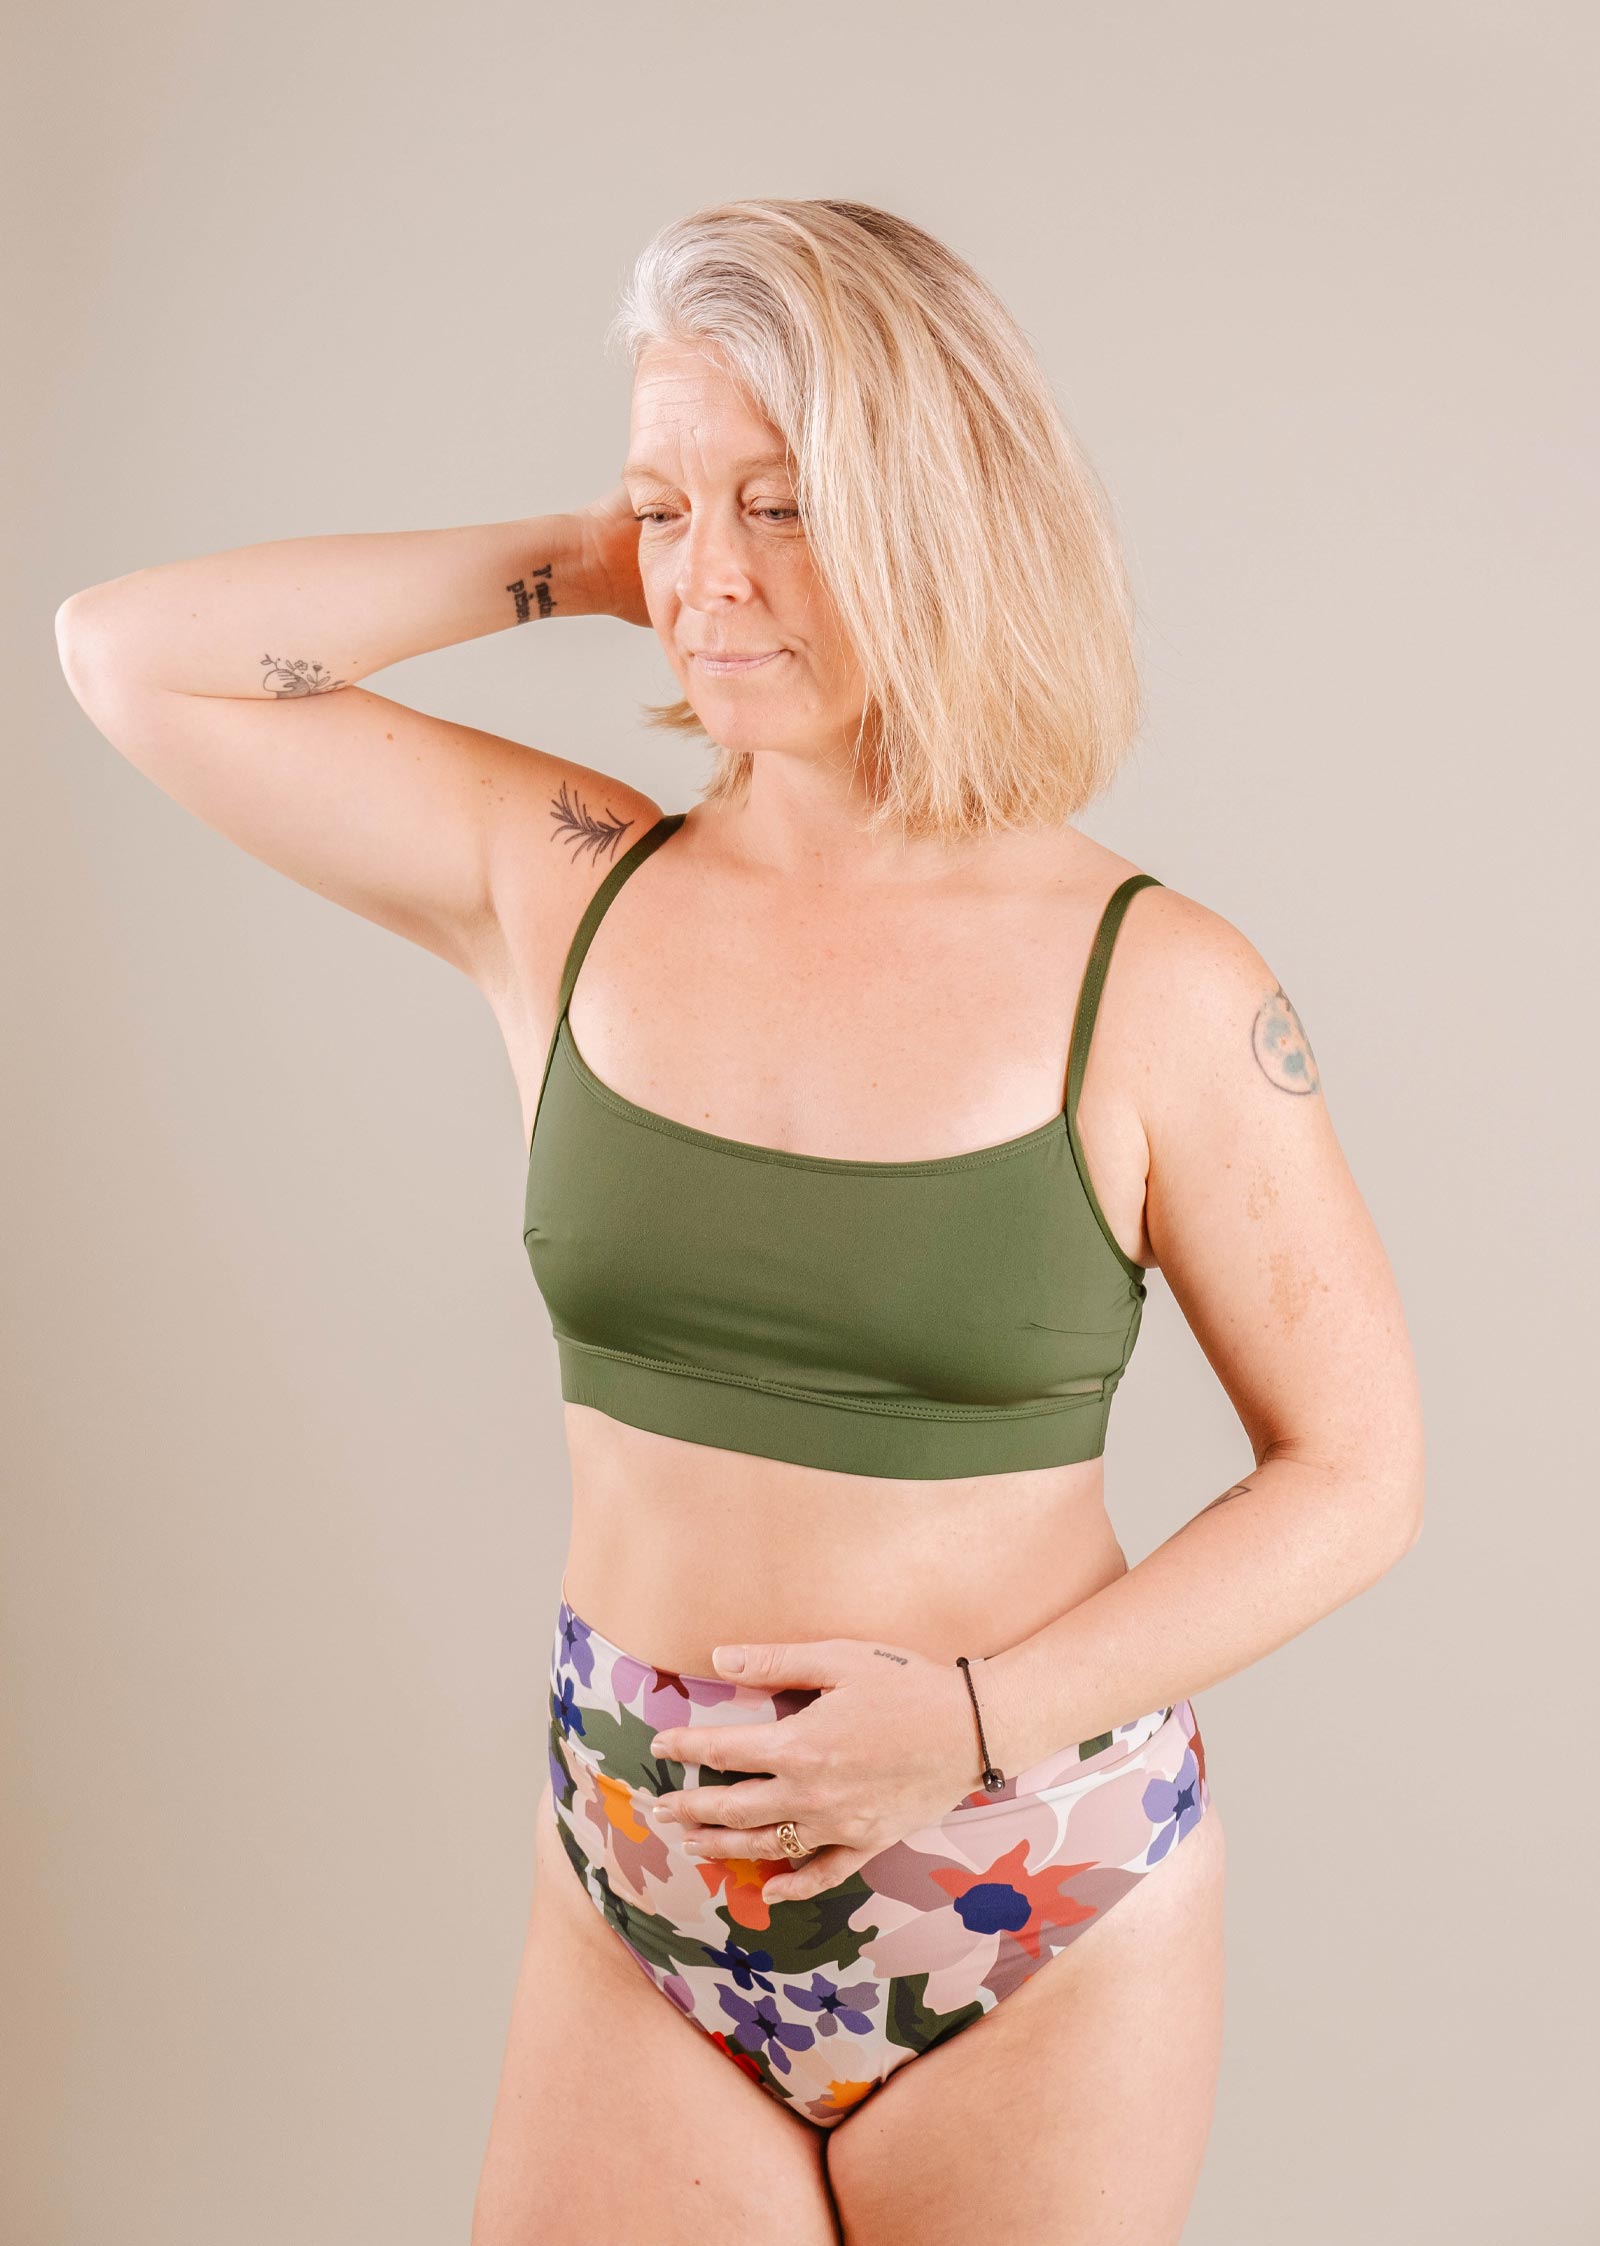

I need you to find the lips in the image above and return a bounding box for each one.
[692,648,787,674]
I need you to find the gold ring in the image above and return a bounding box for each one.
[775,1819,812,1862]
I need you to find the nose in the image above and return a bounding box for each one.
[674,507,756,612]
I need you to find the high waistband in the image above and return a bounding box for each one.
[549,1580,1175,1819]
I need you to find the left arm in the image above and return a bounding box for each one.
[648,896,1425,1899]
[978,898,1426,1771]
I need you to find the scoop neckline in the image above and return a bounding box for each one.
[551,1013,1072,1177]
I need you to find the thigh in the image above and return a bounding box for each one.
[470,1784,844,2246]
[824,1801,1228,2246]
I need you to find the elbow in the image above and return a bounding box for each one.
[1375,1450,1426,1570]
[55,588,135,710]
[1394,1487,1424,1558]
[1307,1436,1424,1583]
[56,585,110,649]
[55,590,105,695]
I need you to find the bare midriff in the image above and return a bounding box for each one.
[557,1402,1130,1676]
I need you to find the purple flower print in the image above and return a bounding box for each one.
[557,1603,595,1687]
[662,1971,696,2017]
[783,1972,880,2035]
[630,1956,698,2019]
[1142,1749,1203,1863]
[717,1984,817,2074]
[701,1937,777,1992]
[550,1675,587,1741]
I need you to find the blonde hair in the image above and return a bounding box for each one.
[607,198,1143,841]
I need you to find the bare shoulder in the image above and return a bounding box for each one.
[1075,871,1342,1281]
[476,748,666,1020]
[1096,875,1321,1104]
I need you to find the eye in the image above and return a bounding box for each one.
[754,507,800,525]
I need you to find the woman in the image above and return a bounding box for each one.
[56,198,1424,2243]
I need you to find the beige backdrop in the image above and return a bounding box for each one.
[7,2,1595,2239]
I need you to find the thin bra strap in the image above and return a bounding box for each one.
[528,809,685,1152]
[1064,872,1163,1127]
[552,809,686,1025]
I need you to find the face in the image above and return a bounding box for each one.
[623,341,868,763]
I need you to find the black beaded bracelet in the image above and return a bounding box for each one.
[955,1654,1007,1795]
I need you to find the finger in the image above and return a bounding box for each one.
[648,1721,791,1770]
[761,1846,869,1904]
[708,1638,855,1689]
[674,1818,834,1870]
[674,1821,800,1863]
[654,1780,788,1830]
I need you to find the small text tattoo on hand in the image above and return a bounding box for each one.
[506,563,556,624]
[261,654,345,695]
[1251,986,1320,1095]
[549,781,635,864]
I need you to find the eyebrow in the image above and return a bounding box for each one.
[620,450,794,480]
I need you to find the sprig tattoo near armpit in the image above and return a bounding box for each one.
[506,562,556,624]
[260,654,346,695]
[549,781,635,864]
[1251,986,1320,1095]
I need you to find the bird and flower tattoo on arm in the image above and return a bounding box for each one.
[257,630,636,870]
[258,544,563,700]
[260,653,346,695]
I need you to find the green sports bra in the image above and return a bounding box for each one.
[523,812,1161,1481]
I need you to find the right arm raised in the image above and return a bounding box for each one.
[52,504,661,987]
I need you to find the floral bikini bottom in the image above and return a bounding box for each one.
[545,1586,1212,2132]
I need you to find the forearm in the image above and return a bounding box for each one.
[975,1452,1421,1774]
[57,511,599,698]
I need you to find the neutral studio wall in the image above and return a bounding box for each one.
[5,3,1594,2238]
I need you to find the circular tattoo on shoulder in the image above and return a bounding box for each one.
[1251,985,1320,1095]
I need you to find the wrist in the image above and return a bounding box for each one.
[956,1655,1010,1794]
[506,511,611,621]
[940,1656,996,1800]
[567,498,649,625]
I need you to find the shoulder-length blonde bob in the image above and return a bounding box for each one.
[606,197,1143,842]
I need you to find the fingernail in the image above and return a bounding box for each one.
[713,1646,745,1673]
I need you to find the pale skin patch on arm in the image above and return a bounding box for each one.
[1251,985,1320,1095]
[1246,987,1324,1324]
[1270,1249,1331,1331]
[1245,1165,1280,1223]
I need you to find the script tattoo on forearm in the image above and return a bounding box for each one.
[505,562,557,624]
[260,653,346,695]
[1251,985,1320,1095]
[548,781,635,864]
[871,1648,910,1665]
